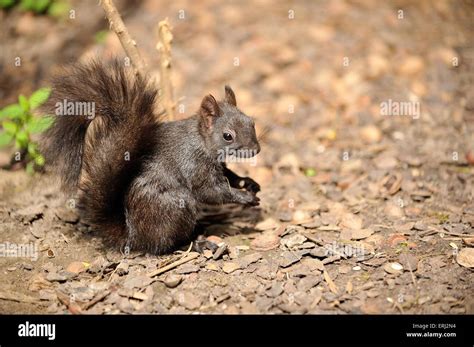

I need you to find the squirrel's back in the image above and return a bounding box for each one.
[41,59,161,245]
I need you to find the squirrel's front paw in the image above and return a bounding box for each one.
[239,177,261,193]
[240,191,260,206]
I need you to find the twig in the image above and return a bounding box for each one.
[100,0,147,78]
[322,267,339,295]
[82,290,111,310]
[147,252,199,278]
[156,18,175,121]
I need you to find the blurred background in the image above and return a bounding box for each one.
[0,1,473,314]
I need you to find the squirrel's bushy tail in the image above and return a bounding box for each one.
[41,59,160,242]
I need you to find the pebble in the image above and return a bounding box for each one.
[279,251,301,268]
[164,274,182,288]
[383,262,404,274]
[310,247,328,258]
[222,262,240,274]
[239,253,262,268]
[213,243,228,260]
[176,264,200,274]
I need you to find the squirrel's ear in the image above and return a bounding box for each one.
[224,85,237,106]
[200,94,220,128]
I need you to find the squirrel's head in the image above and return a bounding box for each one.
[198,86,260,160]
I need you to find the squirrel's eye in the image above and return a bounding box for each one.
[223,132,233,142]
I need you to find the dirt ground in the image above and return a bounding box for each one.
[0,0,473,314]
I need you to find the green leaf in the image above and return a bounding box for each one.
[27,142,37,156]
[20,0,34,11]
[26,162,35,175]
[26,116,54,134]
[32,0,50,13]
[15,130,29,149]
[2,121,18,135]
[0,132,13,147]
[19,94,29,113]
[34,154,45,166]
[29,88,51,110]
[48,0,69,18]
[0,104,23,120]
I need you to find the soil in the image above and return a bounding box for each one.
[0,0,473,314]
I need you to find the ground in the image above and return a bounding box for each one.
[0,0,473,314]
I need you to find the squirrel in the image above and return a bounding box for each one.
[40,59,261,255]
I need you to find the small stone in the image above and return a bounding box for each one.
[175,291,202,310]
[301,258,324,272]
[213,243,228,260]
[239,253,262,268]
[46,270,74,282]
[292,210,312,224]
[350,228,374,240]
[205,263,219,271]
[66,261,89,274]
[322,255,341,265]
[266,282,284,297]
[251,231,280,251]
[297,275,321,292]
[222,262,240,274]
[278,210,293,222]
[176,264,200,274]
[203,250,213,259]
[353,266,361,271]
[298,242,316,249]
[398,253,418,271]
[310,247,328,258]
[281,233,307,248]
[360,125,382,144]
[123,275,153,289]
[164,274,182,288]
[383,262,404,274]
[279,251,301,268]
[338,265,351,274]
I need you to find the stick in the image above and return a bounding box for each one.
[100,0,147,78]
[156,18,175,120]
[147,252,199,278]
[82,290,111,310]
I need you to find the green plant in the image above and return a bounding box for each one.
[0,88,53,173]
[1,0,69,17]
[19,0,51,13]
[0,0,16,9]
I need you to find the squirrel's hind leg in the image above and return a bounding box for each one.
[125,187,198,255]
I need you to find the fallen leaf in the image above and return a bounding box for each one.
[456,248,474,268]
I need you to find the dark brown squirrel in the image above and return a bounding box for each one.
[40,59,261,254]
